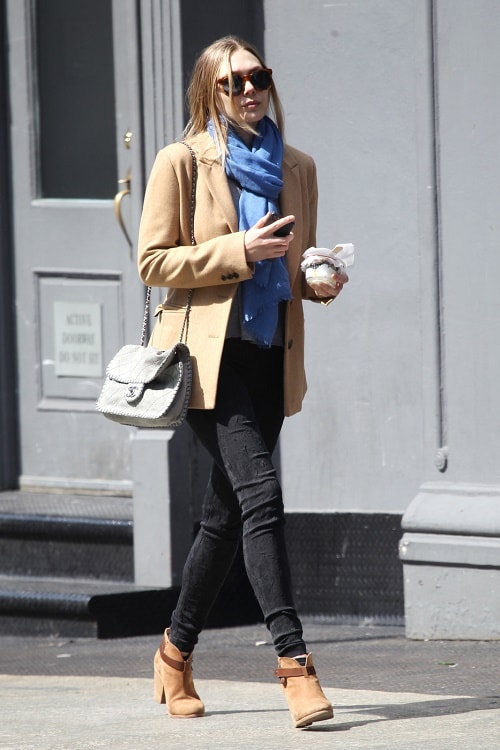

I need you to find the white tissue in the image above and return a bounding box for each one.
[300,243,355,272]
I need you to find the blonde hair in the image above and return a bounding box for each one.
[184,36,285,154]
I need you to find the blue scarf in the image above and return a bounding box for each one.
[211,117,292,347]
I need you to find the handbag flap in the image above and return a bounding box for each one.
[105,344,182,385]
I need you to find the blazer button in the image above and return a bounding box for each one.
[221,274,227,281]
[287,339,293,350]
[233,272,239,279]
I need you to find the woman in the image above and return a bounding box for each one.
[137,36,348,729]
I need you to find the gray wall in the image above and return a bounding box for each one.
[262,0,500,636]
[435,0,500,483]
[176,0,500,520]
[399,0,500,639]
[264,0,435,512]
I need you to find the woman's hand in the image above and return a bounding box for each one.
[244,212,295,262]
[309,268,349,299]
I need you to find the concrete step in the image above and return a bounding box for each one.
[0,491,262,638]
[0,491,133,580]
[0,574,180,638]
[0,492,175,637]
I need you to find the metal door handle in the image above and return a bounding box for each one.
[114,169,132,254]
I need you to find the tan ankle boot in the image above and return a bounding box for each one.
[154,629,205,718]
[275,653,333,728]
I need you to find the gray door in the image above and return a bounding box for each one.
[7,0,145,493]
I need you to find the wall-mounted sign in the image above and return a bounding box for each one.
[53,301,103,377]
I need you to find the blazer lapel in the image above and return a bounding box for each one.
[195,133,239,233]
[280,150,303,286]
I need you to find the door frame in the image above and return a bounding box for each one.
[0,0,20,490]
[5,0,156,492]
[1,0,185,493]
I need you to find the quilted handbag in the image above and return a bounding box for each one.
[96,340,192,428]
[96,142,197,429]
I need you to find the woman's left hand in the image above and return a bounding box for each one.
[309,268,349,299]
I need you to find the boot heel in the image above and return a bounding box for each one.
[154,668,166,704]
[153,629,205,717]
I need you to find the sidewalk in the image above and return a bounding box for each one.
[1,621,498,749]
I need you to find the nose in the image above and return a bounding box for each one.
[243,78,255,95]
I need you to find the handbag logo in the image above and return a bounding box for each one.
[125,384,142,403]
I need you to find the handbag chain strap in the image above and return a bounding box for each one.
[140,141,197,346]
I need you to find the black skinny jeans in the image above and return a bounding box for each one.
[169,338,306,658]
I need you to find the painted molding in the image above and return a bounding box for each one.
[402,481,500,536]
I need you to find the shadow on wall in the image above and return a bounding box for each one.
[180,0,265,118]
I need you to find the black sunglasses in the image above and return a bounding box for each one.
[217,68,273,96]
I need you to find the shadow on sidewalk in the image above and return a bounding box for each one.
[306,694,500,733]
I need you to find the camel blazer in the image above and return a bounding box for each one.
[137,131,320,417]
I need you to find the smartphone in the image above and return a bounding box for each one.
[266,213,295,237]
[274,221,295,237]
